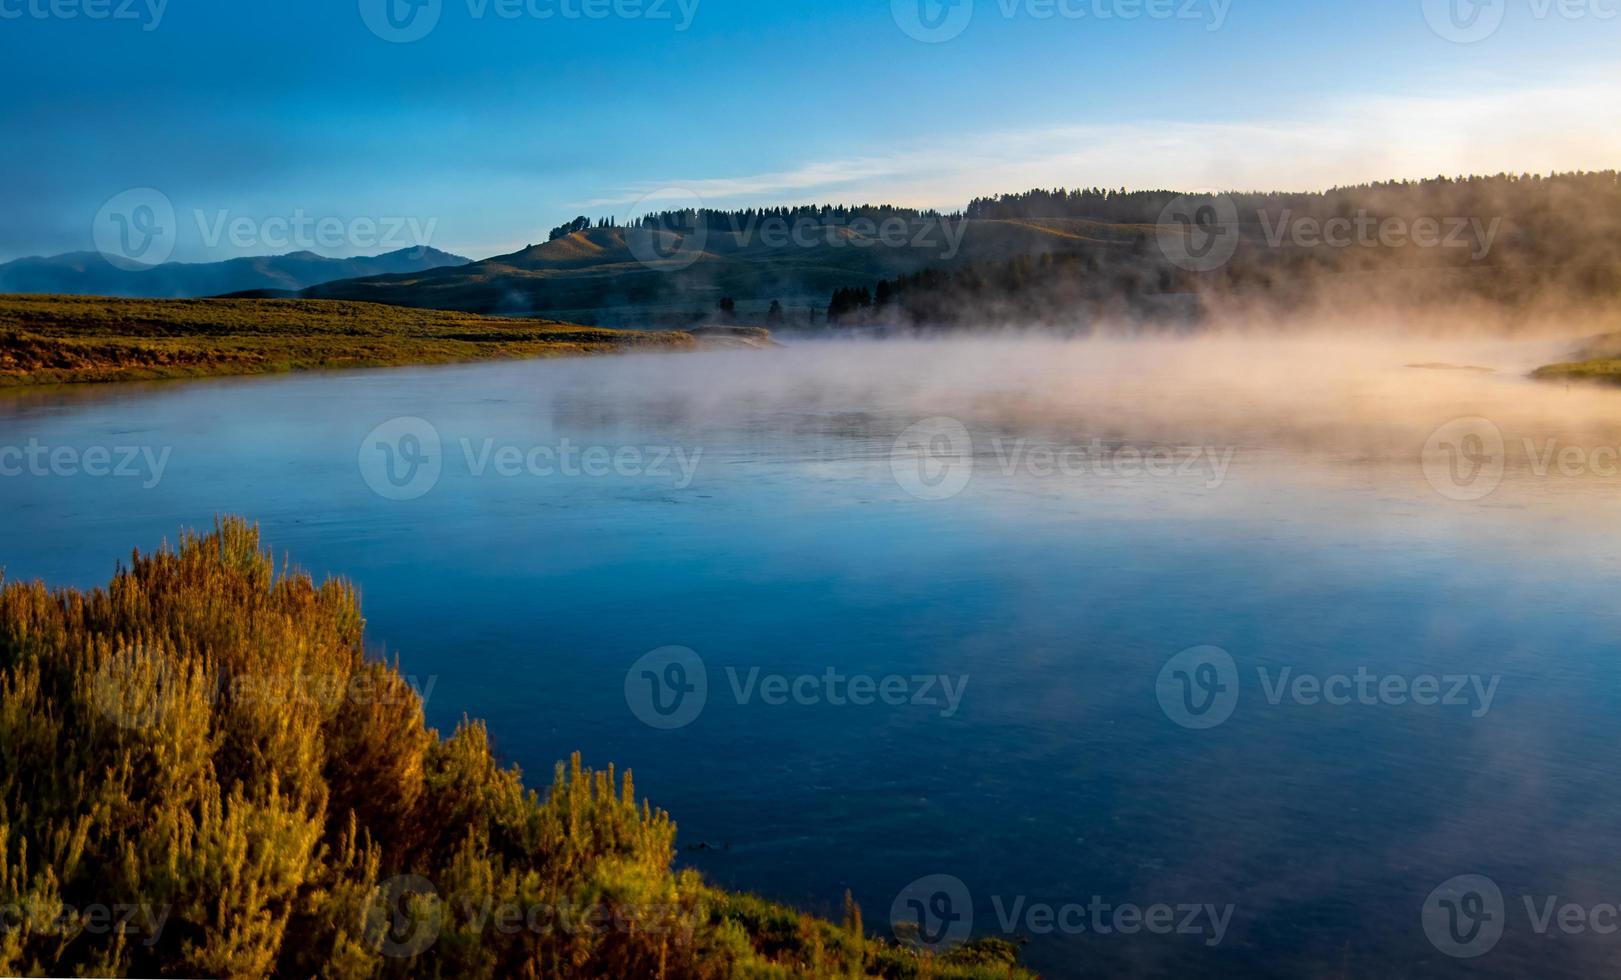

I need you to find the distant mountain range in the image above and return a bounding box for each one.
[0,246,470,299]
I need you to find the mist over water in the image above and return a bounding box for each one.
[539,331,1621,510]
[4,333,1621,977]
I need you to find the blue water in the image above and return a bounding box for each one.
[4,339,1621,978]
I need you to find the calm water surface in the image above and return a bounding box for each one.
[4,337,1621,978]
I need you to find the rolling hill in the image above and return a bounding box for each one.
[49,173,1617,330]
[295,218,1140,325]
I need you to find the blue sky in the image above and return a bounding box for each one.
[2,0,1617,262]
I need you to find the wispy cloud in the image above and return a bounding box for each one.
[580,71,1621,214]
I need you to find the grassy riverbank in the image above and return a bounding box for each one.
[1532,355,1621,382]
[1531,332,1621,383]
[0,294,696,386]
[1534,360,1621,382]
[0,519,1030,978]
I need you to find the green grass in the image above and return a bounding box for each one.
[0,294,695,386]
[1532,358,1621,382]
[1532,332,1621,383]
[0,519,1036,978]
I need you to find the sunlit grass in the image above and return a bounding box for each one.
[1532,332,1621,383]
[0,294,694,386]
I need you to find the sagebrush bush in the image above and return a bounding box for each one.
[0,519,1030,979]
